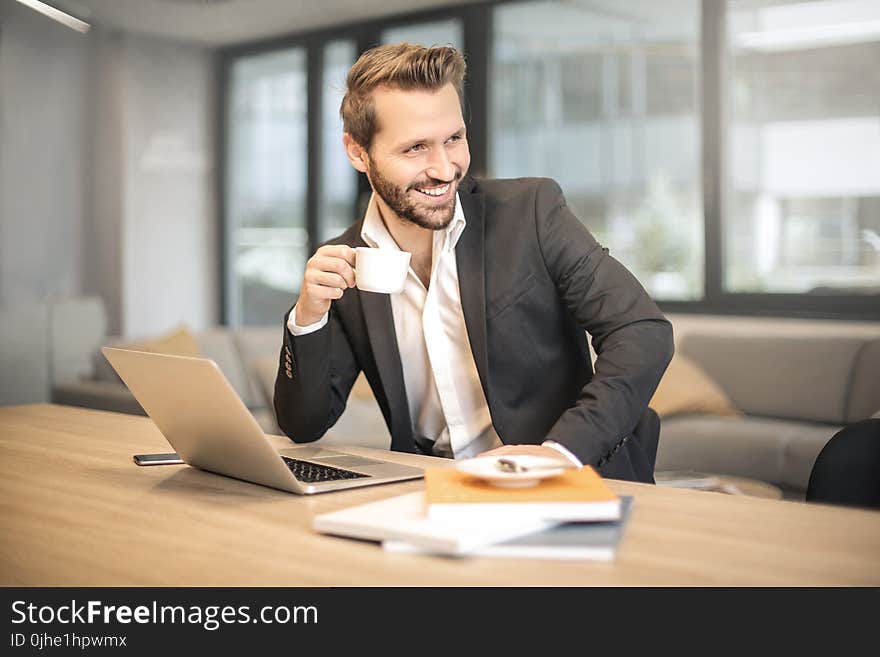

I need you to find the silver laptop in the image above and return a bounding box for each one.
[102,347,423,494]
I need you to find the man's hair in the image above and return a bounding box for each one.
[341,42,466,151]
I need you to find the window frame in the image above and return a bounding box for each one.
[217,0,880,325]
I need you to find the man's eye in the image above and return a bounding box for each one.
[407,144,427,153]
[447,134,462,143]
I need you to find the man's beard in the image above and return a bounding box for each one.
[367,157,461,231]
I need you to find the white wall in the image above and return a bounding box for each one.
[0,1,89,304]
[0,1,217,338]
[118,34,217,338]
[82,29,125,335]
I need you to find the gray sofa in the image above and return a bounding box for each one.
[655,332,880,498]
[9,297,878,499]
[41,298,391,447]
[53,325,285,435]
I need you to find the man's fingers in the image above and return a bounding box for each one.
[306,270,349,290]
[316,244,356,267]
[305,283,344,300]
[298,245,356,315]
[310,254,356,288]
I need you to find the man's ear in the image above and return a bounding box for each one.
[343,133,369,174]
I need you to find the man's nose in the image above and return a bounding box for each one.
[425,147,456,182]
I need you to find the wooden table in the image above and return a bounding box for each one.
[1,404,878,586]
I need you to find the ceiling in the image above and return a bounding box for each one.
[45,0,478,46]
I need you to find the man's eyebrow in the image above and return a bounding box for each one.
[394,137,428,150]
[393,127,466,150]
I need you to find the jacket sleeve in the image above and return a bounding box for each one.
[273,303,361,443]
[534,179,675,465]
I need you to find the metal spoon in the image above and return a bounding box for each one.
[495,457,574,473]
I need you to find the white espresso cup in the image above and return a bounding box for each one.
[354,247,412,294]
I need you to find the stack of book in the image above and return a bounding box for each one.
[313,465,634,560]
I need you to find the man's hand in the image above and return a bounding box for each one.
[295,245,357,326]
[478,444,571,463]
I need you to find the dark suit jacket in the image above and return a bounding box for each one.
[274,176,674,475]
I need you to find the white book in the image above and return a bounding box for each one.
[384,496,634,561]
[313,491,556,555]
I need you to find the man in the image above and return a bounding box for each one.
[274,43,674,482]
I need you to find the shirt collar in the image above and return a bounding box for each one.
[360,191,467,253]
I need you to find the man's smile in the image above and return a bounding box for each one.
[414,183,450,196]
[413,182,452,200]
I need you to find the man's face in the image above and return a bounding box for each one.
[356,83,471,231]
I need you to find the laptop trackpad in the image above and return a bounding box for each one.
[316,455,385,468]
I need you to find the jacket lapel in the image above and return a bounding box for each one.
[456,186,491,405]
[350,228,415,450]
[359,289,414,451]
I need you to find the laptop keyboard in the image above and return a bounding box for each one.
[281,456,370,483]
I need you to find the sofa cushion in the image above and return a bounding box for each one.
[52,380,146,416]
[845,339,880,423]
[96,328,270,410]
[196,329,255,408]
[50,296,107,385]
[123,325,200,357]
[234,328,284,412]
[679,334,865,425]
[649,353,740,418]
[253,356,390,449]
[251,407,281,436]
[0,302,49,405]
[657,414,841,493]
[95,325,201,385]
[94,338,120,383]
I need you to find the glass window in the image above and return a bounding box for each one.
[226,48,307,326]
[491,0,703,301]
[319,40,358,242]
[381,18,464,49]
[726,0,880,294]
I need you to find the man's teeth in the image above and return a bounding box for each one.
[415,184,449,197]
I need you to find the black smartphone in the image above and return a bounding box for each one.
[133,453,184,466]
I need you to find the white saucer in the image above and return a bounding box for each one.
[455,455,567,488]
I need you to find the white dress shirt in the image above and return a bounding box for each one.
[289,192,581,464]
